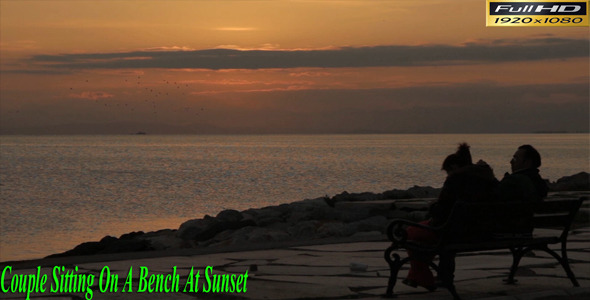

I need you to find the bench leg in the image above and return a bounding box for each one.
[505,247,525,284]
[384,246,409,297]
[439,252,461,300]
[541,243,580,287]
[507,244,579,287]
[560,242,580,287]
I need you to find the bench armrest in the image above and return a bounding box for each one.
[386,219,442,244]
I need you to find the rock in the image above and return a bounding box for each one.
[100,236,118,244]
[317,222,356,238]
[287,199,336,223]
[47,235,153,258]
[103,239,152,254]
[246,228,290,243]
[349,262,368,272]
[46,173,586,258]
[350,231,382,238]
[382,189,414,199]
[276,203,292,214]
[144,230,183,250]
[287,220,319,237]
[254,207,285,226]
[210,226,290,246]
[329,191,382,204]
[46,241,103,258]
[382,186,440,199]
[549,172,590,191]
[298,197,332,207]
[203,220,256,241]
[177,218,218,240]
[352,216,389,233]
[177,215,255,242]
[406,186,441,198]
[241,212,257,224]
[327,186,440,207]
[334,207,372,223]
[119,231,145,240]
[216,209,243,222]
[144,229,176,237]
[201,226,256,247]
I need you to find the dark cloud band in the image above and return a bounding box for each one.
[30,38,589,70]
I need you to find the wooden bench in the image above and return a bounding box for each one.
[383,197,586,299]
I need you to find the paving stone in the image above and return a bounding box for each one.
[362,281,447,297]
[254,274,387,288]
[291,241,389,252]
[78,255,232,273]
[347,255,391,267]
[456,255,516,270]
[571,228,590,235]
[508,277,588,291]
[220,249,304,260]
[514,289,569,300]
[479,295,519,300]
[4,234,589,300]
[272,252,364,267]
[378,287,455,300]
[567,263,590,277]
[8,297,75,300]
[450,277,545,299]
[241,280,350,300]
[92,261,171,274]
[561,250,590,262]
[225,265,351,276]
[454,269,501,281]
[227,259,272,267]
[91,292,196,299]
[567,242,590,250]
[78,261,133,272]
[566,286,590,296]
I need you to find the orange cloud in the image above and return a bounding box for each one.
[143,46,195,52]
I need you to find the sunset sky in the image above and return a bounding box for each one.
[1,0,588,134]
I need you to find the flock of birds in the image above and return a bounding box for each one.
[69,75,205,117]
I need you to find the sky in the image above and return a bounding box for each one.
[0,0,588,134]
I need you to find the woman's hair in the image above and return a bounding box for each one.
[442,143,473,171]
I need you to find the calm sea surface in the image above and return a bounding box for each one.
[1,134,588,261]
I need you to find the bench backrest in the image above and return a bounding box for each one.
[533,197,584,229]
[438,197,585,243]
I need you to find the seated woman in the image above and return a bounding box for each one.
[403,143,498,291]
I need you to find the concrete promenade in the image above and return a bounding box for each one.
[2,226,589,300]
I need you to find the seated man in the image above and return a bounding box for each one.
[498,144,548,202]
[495,145,549,236]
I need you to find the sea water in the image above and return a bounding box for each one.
[1,134,588,261]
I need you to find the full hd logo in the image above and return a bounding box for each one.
[486,0,589,26]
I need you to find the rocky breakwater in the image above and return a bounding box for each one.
[47,172,589,258]
[47,186,441,258]
[177,185,441,249]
